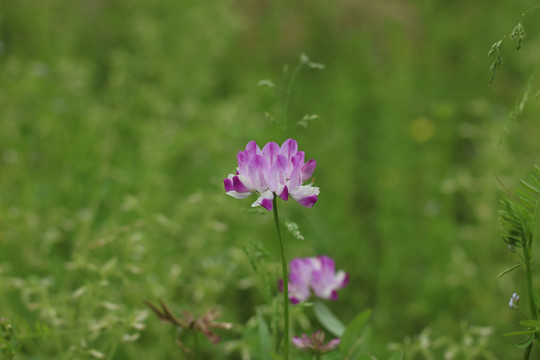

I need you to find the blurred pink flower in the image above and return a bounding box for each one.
[223,139,319,211]
[281,255,349,304]
[292,331,340,353]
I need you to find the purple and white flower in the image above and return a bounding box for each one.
[509,292,520,310]
[292,331,340,353]
[282,256,349,304]
[223,139,319,211]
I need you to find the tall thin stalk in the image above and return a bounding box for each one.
[522,229,538,360]
[273,196,289,360]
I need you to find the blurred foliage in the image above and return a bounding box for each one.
[2,0,540,358]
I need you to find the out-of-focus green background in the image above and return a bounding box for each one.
[2,0,540,358]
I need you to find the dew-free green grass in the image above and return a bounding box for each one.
[2,0,540,358]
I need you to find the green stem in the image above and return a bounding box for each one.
[523,239,537,321]
[523,233,537,360]
[193,331,200,360]
[273,196,289,360]
[524,344,532,360]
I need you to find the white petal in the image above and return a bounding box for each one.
[289,185,320,200]
[226,191,252,199]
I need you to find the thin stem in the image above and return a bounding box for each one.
[524,344,532,360]
[523,231,537,360]
[193,331,200,360]
[523,241,537,321]
[281,62,302,129]
[273,196,289,360]
[522,5,540,17]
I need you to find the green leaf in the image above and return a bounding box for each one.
[503,328,540,336]
[340,309,371,355]
[498,263,522,278]
[257,312,272,360]
[519,180,540,195]
[534,290,540,311]
[269,353,283,360]
[313,301,346,337]
[519,320,540,327]
[514,334,534,349]
[388,352,404,360]
[355,354,375,360]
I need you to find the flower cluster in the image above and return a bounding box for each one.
[223,139,319,211]
[292,331,340,354]
[509,292,520,310]
[281,256,349,304]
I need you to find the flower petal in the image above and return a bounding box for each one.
[279,185,289,201]
[237,151,249,175]
[245,141,262,156]
[321,338,341,352]
[288,258,313,303]
[251,190,274,211]
[280,138,298,160]
[298,195,318,207]
[224,177,234,192]
[233,175,252,193]
[301,159,317,181]
[292,335,310,350]
[289,166,302,192]
[248,155,269,190]
[311,256,348,300]
[262,142,280,165]
[290,185,320,207]
[226,191,252,199]
[266,161,281,193]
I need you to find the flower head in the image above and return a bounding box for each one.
[292,331,340,353]
[509,292,520,310]
[223,139,319,211]
[281,255,349,304]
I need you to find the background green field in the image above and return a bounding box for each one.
[2,0,540,358]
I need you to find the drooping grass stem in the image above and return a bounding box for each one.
[273,196,289,360]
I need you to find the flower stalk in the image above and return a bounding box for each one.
[273,196,289,360]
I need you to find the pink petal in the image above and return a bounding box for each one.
[267,161,281,193]
[224,178,234,192]
[297,194,318,207]
[251,191,274,211]
[295,151,305,165]
[292,336,308,349]
[248,155,269,190]
[245,141,261,155]
[276,155,288,183]
[301,159,317,180]
[260,197,273,211]
[233,175,251,193]
[289,167,301,192]
[280,138,298,160]
[319,256,336,273]
[262,142,280,165]
[322,338,341,352]
[237,152,248,175]
[279,185,289,201]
